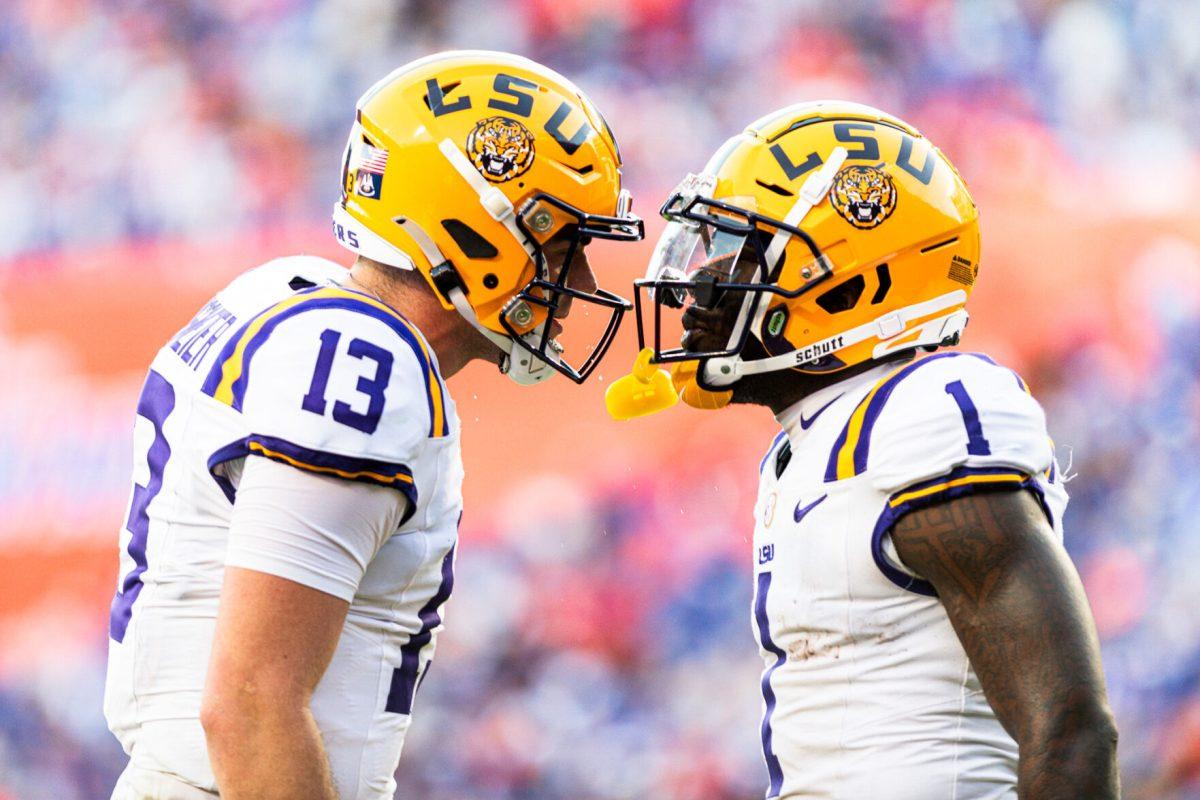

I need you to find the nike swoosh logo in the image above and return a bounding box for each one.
[794,494,828,524]
[799,395,842,430]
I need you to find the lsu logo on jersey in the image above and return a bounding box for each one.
[829,164,897,229]
[762,491,779,528]
[467,116,535,183]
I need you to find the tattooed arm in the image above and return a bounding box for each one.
[891,488,1120,800]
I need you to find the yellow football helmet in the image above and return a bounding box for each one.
[332,50,643,385]
[633,101,979,406]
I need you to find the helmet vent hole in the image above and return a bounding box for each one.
[289,276,317,291]
[816,275,866,314]
[871,263,891,304]
[441,219,499,259]
[755,180,794,198]
[483,273,499,289]
[920,236,959,254]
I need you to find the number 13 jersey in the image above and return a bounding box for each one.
[104,256,463,799]
[750,353,1068,800]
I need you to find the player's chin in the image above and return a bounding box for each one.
[680,312,734,355]
[680,301,738,354]
[680,326,725,354]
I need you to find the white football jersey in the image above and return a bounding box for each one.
[750,353,1068,800]
[104,256,463,799]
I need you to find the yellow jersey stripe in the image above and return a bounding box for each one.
[889,471,1026,507]
[209,286,447,438]
[211,288,338,405]
[248,441,415,485]
[835,364,908,480]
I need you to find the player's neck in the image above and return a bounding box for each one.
[741,354,914,417]
[733,358,884,415]
[345,258,495,379]
[774,360,896,433]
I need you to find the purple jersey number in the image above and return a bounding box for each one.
[944,379,992,456]
[301,328,392,434]
[109,369,175,643]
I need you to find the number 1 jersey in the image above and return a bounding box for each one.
[750,353,1068,800]
[104,256,463,799]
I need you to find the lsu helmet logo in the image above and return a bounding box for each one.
[829,164,897,229]
[467,116,536,183]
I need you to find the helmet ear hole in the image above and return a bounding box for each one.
[815,275,866,314]
[441,219,499,259]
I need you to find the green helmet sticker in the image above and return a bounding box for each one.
[767,308,786,337]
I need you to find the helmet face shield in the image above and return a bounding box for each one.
[635,179,832,364]
[646,212,753,311]
[499,190,644,384]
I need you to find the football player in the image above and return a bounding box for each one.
[627,102,1118,798]
[104,51,642,800]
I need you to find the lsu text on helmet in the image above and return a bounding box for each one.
[635,100,979,406]
[333,50,644,385]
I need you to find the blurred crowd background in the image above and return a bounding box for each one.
[4,0,1200,798]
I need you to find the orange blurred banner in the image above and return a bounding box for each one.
[3,199,1199,639]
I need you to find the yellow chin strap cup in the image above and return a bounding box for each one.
[605,348,680,420]
[670,359,734,410]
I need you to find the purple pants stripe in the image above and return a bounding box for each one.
[110,370,175,642]
[385,544,456,715]
[754,570,786,798]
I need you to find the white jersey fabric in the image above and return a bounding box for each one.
[104,256,463,800]
[750,352,1068,800]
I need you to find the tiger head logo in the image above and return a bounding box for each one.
[466,116,536,183]
[829,164,897,229]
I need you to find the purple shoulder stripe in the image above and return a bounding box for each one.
[206,434,418,517]
[869,464,1054,597]
[202,292,449,438]
[824,352,1021,482]
[849,352,965,475]
[200,286,322,398]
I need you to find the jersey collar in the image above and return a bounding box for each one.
[776,361,896,444]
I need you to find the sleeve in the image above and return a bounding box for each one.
[856,354,1058,594]
[866,354,1053,497]
[205,297,448,509]
[225,454,409,602]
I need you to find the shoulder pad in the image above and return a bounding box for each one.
[823,353,1052,492]
[221,256,347,299]
[203,286,449,476]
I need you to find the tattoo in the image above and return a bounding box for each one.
[892,488,1120,800]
